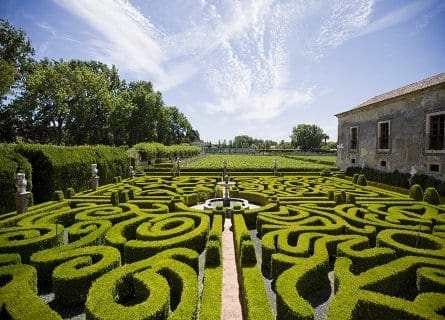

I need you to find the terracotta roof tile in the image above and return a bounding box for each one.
[335,72,445,117]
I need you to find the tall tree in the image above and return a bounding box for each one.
[13,60,116,145]
[0,19,34,95]
[0,19,35,142]
[290,124,326,151]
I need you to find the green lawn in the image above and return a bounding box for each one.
[183,154,336,171]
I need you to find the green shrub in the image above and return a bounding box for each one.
[111,191,119,206]
[205,240,221,267]
[376,229,445,259]
[357,174,367,186]
[409,184,423,201]
[0,263,62,319]
[423,187,440,205]
[0,223,63,263]
[241,240,257,267]
[53,190,64,201]
[329,256,445,320]
[0,144,33,214]
[119,190,129,203]
[0,253,21,266]
[346,193,356,204]
[14,144,129,204]
[334,192,343,205]
[124,212,210,262]
[86,249,199,320]
[352,173,359,184]
[346,166,445,196]
[65,187,75,199]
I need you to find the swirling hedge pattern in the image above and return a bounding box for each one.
[0,174,444,319]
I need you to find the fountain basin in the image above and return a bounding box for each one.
[203,198,250,210]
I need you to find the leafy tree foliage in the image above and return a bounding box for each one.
[0,19,34,95]
[0,19,199,146]
[232,135,278,149]
[290,124,326,151]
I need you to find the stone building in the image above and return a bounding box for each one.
[335,73,445,181]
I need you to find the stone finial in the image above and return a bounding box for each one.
[91,164,98,177]
[129,165,135,177]
[15,172,27,194]
[15,172,30,213]
[91,164,99,191]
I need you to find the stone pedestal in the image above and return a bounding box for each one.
[15,192,30,213]
[91,176,100,191]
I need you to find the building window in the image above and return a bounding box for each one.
[351,158,356,164]
[427,112,445,151]
[378,121,390,151]
[429,164,440,172]
[350,126,358,150]
[380,160,387,167]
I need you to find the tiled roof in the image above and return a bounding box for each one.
[335,72,445,117]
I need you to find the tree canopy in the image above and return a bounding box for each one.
[290,124,326,151]
[0,20,199,146]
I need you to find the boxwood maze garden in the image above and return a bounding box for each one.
[0,173,444,320]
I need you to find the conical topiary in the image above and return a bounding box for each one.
[409,184,423,201]
[423,187,440,205]
[352,173,359,184]
[357,174,367,186]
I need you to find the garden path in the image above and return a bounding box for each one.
[221,218,243,320]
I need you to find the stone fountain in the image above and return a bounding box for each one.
[202,159,250,210]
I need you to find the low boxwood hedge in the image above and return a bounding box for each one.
[329,255,445,319]
[86,248,199,320]
[0,263,62,320]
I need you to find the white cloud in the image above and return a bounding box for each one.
[314,0,439,58]
[315,0,374,57]
[54,0,165,82]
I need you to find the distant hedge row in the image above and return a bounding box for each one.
[0,144,130,213]
[127,142,201,161]
[345,167,445,196]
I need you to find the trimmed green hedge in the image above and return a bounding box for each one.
[329,255,445,319]
[0,223,63,263]
[86,248,199,320]
[346,166,445,197]
[0,144,33,214]
[124,212,210,262]
[198,213,223,320]
[0,263,62,320]
[14,144,130,203]
[232,213,274,320]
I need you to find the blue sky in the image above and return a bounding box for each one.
[1,0,444,143]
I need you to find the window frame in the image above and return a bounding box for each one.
[426,111,445,153]
[377,120,390,152]
[350,126,358,151]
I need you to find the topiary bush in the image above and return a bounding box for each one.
[423,187,440,205]
[352,173,359,184]
[409,184,423,201]
[357,174,367,186]
[53,190,64,201]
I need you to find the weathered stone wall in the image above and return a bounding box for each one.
[337,84,445,181]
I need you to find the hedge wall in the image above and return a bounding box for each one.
[345,166,445,196]
[13,144,130,204]
[0,144,33,214]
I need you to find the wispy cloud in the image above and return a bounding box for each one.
[314,0,439,58]
[54,0,165,82]
[53,0,311,119]
[51,0,439,126]
[314,0,374,58]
